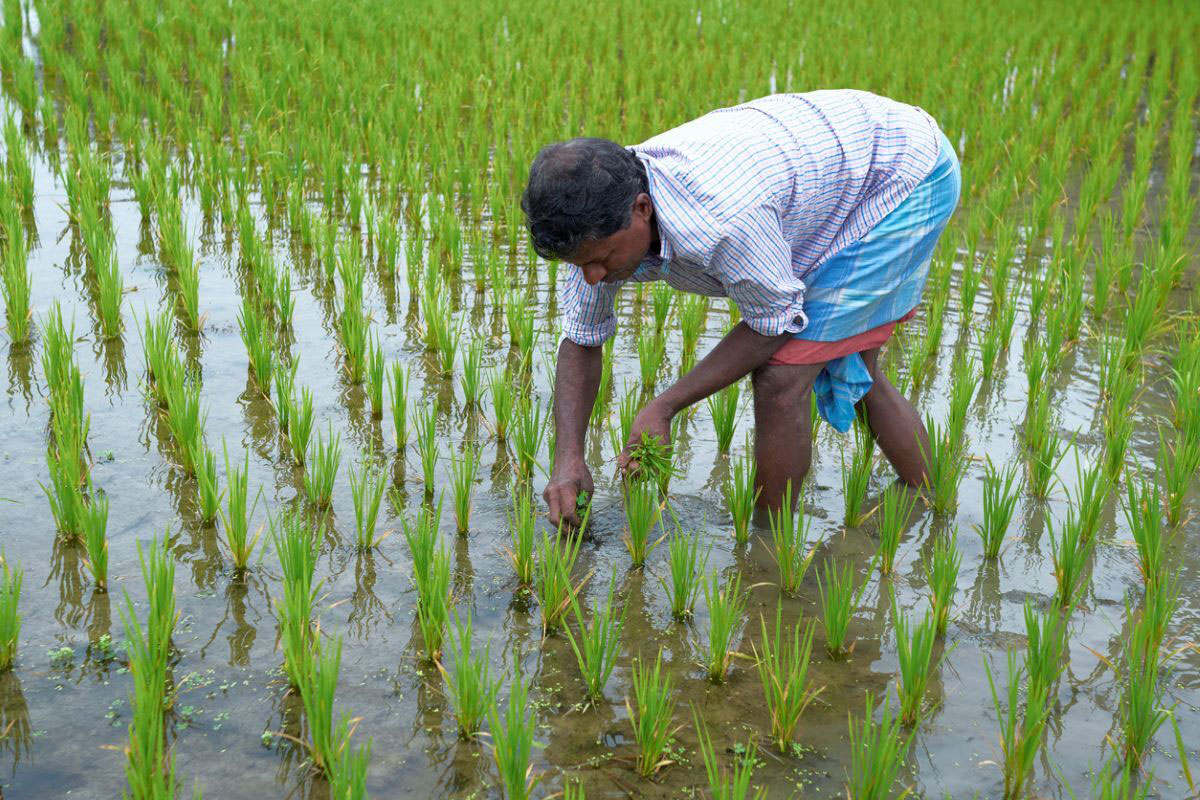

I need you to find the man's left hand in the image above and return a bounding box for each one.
[617,397,674,475]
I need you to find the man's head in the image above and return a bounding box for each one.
[521,137,655,285]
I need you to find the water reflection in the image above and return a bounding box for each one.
[0,671,32,777]
[46,538,87,630]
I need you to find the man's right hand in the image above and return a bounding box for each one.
[544,458,594,531]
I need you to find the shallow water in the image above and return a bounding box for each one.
[1,135,1199,800]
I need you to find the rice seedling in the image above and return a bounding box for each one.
[272,509,320,686]
[220,444,261,570]
[693,706,765,800]
[348,453,388,550]
[623,479,664,568]
[659,523,708,621]
[818,559,865,657]
[438,612,498,740]
[304,425,342,508]
[79,490,110,592]
[723,447,758,544]
[975,457,1021,558]
[163,373,205,476]
[565,574,625,703]
[891,597,940,725]
[1103,397,1135,479]
[650,281,673,332]
[42,443,85,540]
[0,553,21,671]
[922,416,967,514]
[460,336,484,407]
[506,488,537,587]
[845,691,914,800]
[842,419,875,527]
[1022,602,1065,701]
[505,289,536,355]
[533,528,586,634]
[875,484,918,578]
[489,367,515,440]
[637,329,666,390]
[984,650,1051,800]
[1023,389,1064,498]
[512,395,546,477]
[1157,428,1199,529]
[946,351,979,445]
[625,429,676,494]
[489,671,542,800]
[753,605,823,753]
[922,530,961,636]
[627,648,679,777]
[706,380,740,453]
[194,444,221,524]
[1048,505,1094,610]
[413,404,438,494]
[1122,476,1166,588]
[365,335,384,419]
[768,480,815,593]
[297,633,344,774]
[1,221,31,345]
[448,445,480,534]
[702,569,748,683]
[416,544,452,662]
[385,363,408,454]
[238,297,275,395]
[678,294,708,367]
[328,725,372,800]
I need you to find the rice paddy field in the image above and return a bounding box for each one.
[0,0,1198,797]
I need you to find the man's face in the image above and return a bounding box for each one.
[567,193,654,286]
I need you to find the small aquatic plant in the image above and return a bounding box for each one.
[637,329,666,390]
[922,529,961,636]
[533,528,586,634]
[1024,389,1064,498]
[272,510,320,686]
[220,443,261,570]
[694,706,765,800]
[946,350,979,444]
[348,453,388,550]
[304,425,342,508]
[707,380,740,453]
[723,447,758,543]
[1,224,31,345]
[564,574,625,703]
[660,523,707,622]
[1122,475,1166,589]
[439,612,499,740]
[818,559,863,657]
[753,605,823,753]
[623,479,664,568]
[702,569,747,683]
[627,648,678,777]
[767,480,815,594]
[845,691,914,800]
[0,553,22,671]
[1156,429,1199,529]
[512,395,546,478]
[875,484,917,577]
[238,297,275,395]
[460,337,484,407]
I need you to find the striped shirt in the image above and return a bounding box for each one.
[560,90,943,346]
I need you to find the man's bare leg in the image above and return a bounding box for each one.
[750,361,827,513]
[855,346,930,487]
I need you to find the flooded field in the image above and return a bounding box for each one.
[0,0,1198,798]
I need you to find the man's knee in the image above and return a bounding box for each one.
[751,363,817,411]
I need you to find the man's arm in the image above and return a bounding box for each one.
[545,337,602,528]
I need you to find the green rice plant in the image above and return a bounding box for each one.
[79,490,110,592]
[414,404,438,494]
[273,359,298,432]
[348,453,388,550]
[753,605,823,753]
[1048,505,1094,610]
[93,239,125,340]
[659,523,708,621]
[1,222,31,345]
[891,597,940,726]
[219,444,261,570]
[274,268,294,330]
[623,479,664,568]
[533,528,586,634]
[388,361,409,451]
[693,706,765,800]
[416,544,452,662]
[976,458,1021,559]
[627,649,678,777]
[512,395,546,477]
[768,480,815,593]
[438,612,499,740]
[238,297,275,396]
[1103,397,1135,479]
[1022,602,1065,701]
[506,489,537,587]
[1157,428,1200,529]
[702,570,748,683]
[488,671,542,800]
[505,289,536,355]
[678,294,708,368]
[946,350,979,444]
[0,553,22,671]
[650,281,673,332]
[706,380,740,453]
[1118,618,1169,770]
[1122,476,1166,588]
[194,444,221,525]
[637,329,666,390]
[365,335,384,419]
[1023,389,1063,498]
[175,247,201,333]
[818,559,864,657]
[460,337,484,407]
[565,574,625,703]
[979,313,1006,380]
[723,447,758,544]
[875,484,918,578]
[922,416,967,514]
[842,419,875,527]
[625,429,676,494]
[297,633,343,774]
[42,443,85,540]
[489,367,515,440]
[1068,454,1110,544]
[922,529,961,636]
[339,304,369,383]
[448,446,480,534]
[163,373,205,476]
[327,722,371,799]
[845,691,914,800]
[984,650,1051,800]
[272,510,320,686]
[304,425,342,508]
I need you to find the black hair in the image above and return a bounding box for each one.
[520,137,649,261]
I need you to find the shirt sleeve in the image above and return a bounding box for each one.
[708,205,808,336]
[560,264,620,346]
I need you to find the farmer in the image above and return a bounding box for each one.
[522,90,962,530]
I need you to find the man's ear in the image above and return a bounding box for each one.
[634,192,654,222]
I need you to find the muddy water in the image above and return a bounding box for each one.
[0,147,1197,800]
